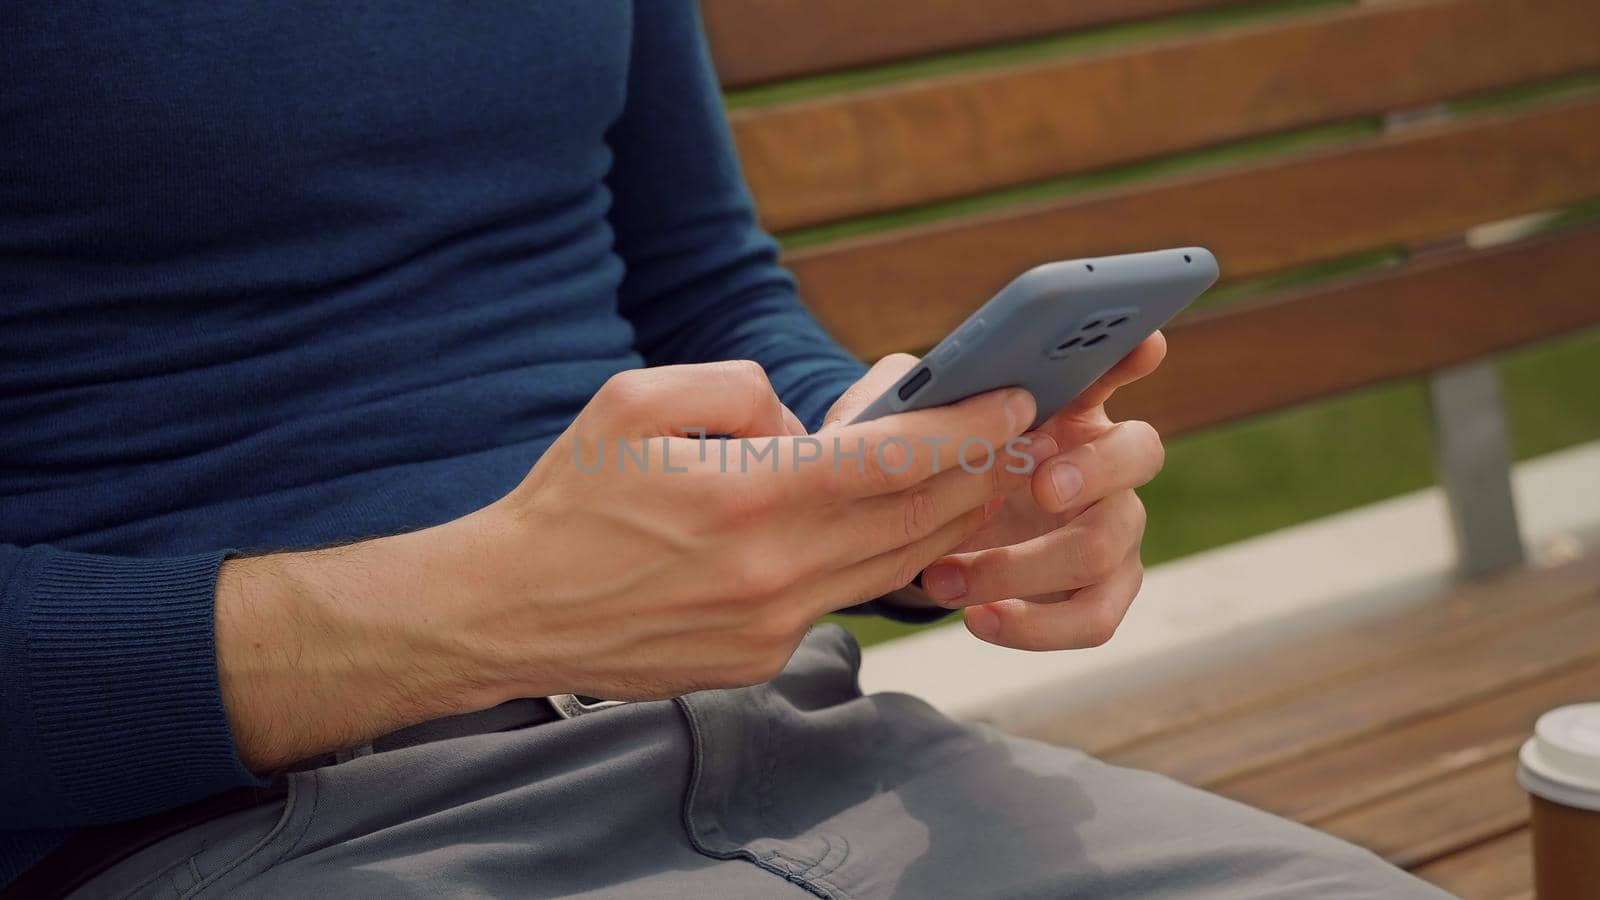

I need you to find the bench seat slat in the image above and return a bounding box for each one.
[1412,828,1532,899]
[1220,659,1600,823]
[1318,752,1528,869]
[1020,555,1600,756]
[1105,588,1600,786]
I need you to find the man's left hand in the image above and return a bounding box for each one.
[821,334,1167,651]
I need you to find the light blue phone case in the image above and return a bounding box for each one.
[850,247,1219,430]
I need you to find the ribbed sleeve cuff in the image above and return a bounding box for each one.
[24,548,265,823]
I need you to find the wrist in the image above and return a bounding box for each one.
[215,519,507,771]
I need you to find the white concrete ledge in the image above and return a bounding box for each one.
[859,440,1600,733]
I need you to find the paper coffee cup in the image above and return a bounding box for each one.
[1517,702,1600,900]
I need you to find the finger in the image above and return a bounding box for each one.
[920,490,1146,607]
[1057,331,1167,416]
[1029,420,1164,515]
[586,360,791,440]
[807,433,1058,571]
[799,501,994,618]
[822,353,919,430]
[963,552,1144,651]
[780,403,808,437]
[816,387,1038,498]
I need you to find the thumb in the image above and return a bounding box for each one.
[821,353,920,431]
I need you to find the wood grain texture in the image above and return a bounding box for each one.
[1413,829,1532,900]
[786,96,1600,360]
[731,0,1600,230]
[1219,660,1600,822]
[1020,555,1600,755]
[1318,752,1528,869]
[1107,227,1600,439]
[702,0,1239,88]
[1105,592,1600,786]
[1027,558,1597,897]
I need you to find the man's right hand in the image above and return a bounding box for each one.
[216,361,1049,771]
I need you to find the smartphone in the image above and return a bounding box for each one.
[849,247,1218,429]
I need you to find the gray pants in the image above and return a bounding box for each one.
[73,626,1450,899]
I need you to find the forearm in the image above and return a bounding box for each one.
[604,0,866,430]
[215,516,513,772]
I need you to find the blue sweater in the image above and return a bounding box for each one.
[0,1,872,882]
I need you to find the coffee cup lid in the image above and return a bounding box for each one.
[1518,702,1600,812]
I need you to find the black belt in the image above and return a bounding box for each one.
[4,697,566,900]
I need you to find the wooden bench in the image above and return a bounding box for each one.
[704,1,1600,895]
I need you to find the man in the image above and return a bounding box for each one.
[1,3,1449,897]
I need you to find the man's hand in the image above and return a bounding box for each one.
[822,334,1167,651]
[217,361,1056,770]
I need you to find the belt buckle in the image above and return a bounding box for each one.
[547,693,628,719]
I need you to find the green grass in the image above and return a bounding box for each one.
[1502,329,1600,459]
[833,327,1600,647]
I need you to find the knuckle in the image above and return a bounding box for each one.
[1125,420,1166,474]
[595,370,651,416]
[887,546,928,594]
[1075,532,1121,582]
[1002,616,1051,653]
[812,462,854,499]
[721,547,791,598]
[708,476,775,525]
[864,437,914,492]
[721,359,772,394]
[900,487,940,542]
[1081,602,1123,648]
[987,454,1010,492]
[1127,492,1148,533]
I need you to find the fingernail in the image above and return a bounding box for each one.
[1050,461,1083,507]
[1004,390,1036,433]
[966,605,1000,641]
[922,564,967,604]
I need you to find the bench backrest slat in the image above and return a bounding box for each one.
[731,0,1600,232]
[703,0,1241,88]
[707,0,1600,451]
[1109,229,1600,437]
[788,96,1600,361]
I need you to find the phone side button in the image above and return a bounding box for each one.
[898,366,933,401]
[929,337,960,364]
